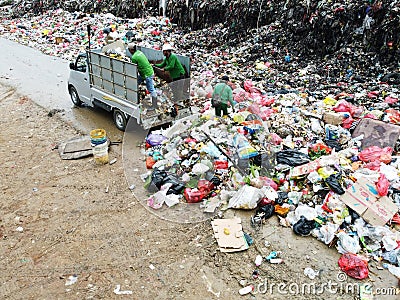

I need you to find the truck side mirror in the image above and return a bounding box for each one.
[69,62,75,70]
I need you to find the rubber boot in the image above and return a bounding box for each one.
[150,96,158,110]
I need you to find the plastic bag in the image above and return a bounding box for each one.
[376,174,389,196]
[364,160,381,171]
[233,134,258,159]
[338,253,369,279]
[359,146,393,164]
[146,133,168,146]
[146,156,156,169]
[295,205,317,221]
[192,163,210,175]
[276,150,310,166]
[243,80,254,92]
[228,185,264,209]
[293,216,317,236]
[150,169,185,195]
[184,188,207,203]
[325,173,345,195]
[254,204,275,219]
[315,223,340,244]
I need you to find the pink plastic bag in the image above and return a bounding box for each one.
[259,177,278,190]
[338,253,369,280]
[270,133,283,145]
[247,103,261,115]
[233,88,248,102]
[376,174,389,196]
[363,113,378,120]
[259,108,275,120]
[359,146,393,164]
[333,100,363,117]
[364,160,381,171]
[342,116,355,129]
[384,96,398,104]
[257,96,275,107]
[244,80,253,92]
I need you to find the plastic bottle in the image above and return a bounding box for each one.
[382,263,400,278]
[337,231,361,254]
[239,285,254,295]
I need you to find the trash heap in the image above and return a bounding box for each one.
[142,77,400,280]
[5,0,400,69]
[1,5,400,281]
[0,9,175,61]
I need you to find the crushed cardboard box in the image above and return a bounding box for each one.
[211,218,249,253]
[340,177,398,226]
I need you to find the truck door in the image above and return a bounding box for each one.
[70,54,91,104]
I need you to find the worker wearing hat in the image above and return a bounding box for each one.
[155,44,186,81]
[127,43,158,109]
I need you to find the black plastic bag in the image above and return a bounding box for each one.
[276,150,310,166]
[150,168,186,195]
[325,139,342,151]
[275,191,288,205]
[252,153,276,170]
[325,173,345,195]
[293,216,316,236]
[255,204,275,219]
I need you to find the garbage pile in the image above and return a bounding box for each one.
[142,76,400,280]
[5,0,400,68]
[6,0,160,19]
[1,4,400,282]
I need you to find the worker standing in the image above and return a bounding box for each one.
[155,44,186,81]
[127,43,158,110]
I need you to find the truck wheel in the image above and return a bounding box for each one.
[113,109,127,131]
[69,86,82,106]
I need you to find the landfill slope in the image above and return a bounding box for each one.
[6,0,400,68]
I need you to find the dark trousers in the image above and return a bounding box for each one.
[215,103,228,116]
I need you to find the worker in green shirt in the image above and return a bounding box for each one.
[212,75,236,117]
[155,44,186,81]
[127,43,157,109]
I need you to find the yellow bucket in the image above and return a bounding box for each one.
[90,128,106,140]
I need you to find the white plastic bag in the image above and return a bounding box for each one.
[228,185,264,209]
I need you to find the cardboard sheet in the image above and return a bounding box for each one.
[352,118,400,150]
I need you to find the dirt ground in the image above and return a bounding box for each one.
[0,82,399,300]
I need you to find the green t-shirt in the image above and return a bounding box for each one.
[155,53,185,80]
[212,82,234,106]
[131,50,154,78]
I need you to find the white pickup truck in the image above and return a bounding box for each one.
[67,45,192,131]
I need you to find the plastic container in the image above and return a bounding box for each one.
[90,128,107,146]
[92,142,109,165]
